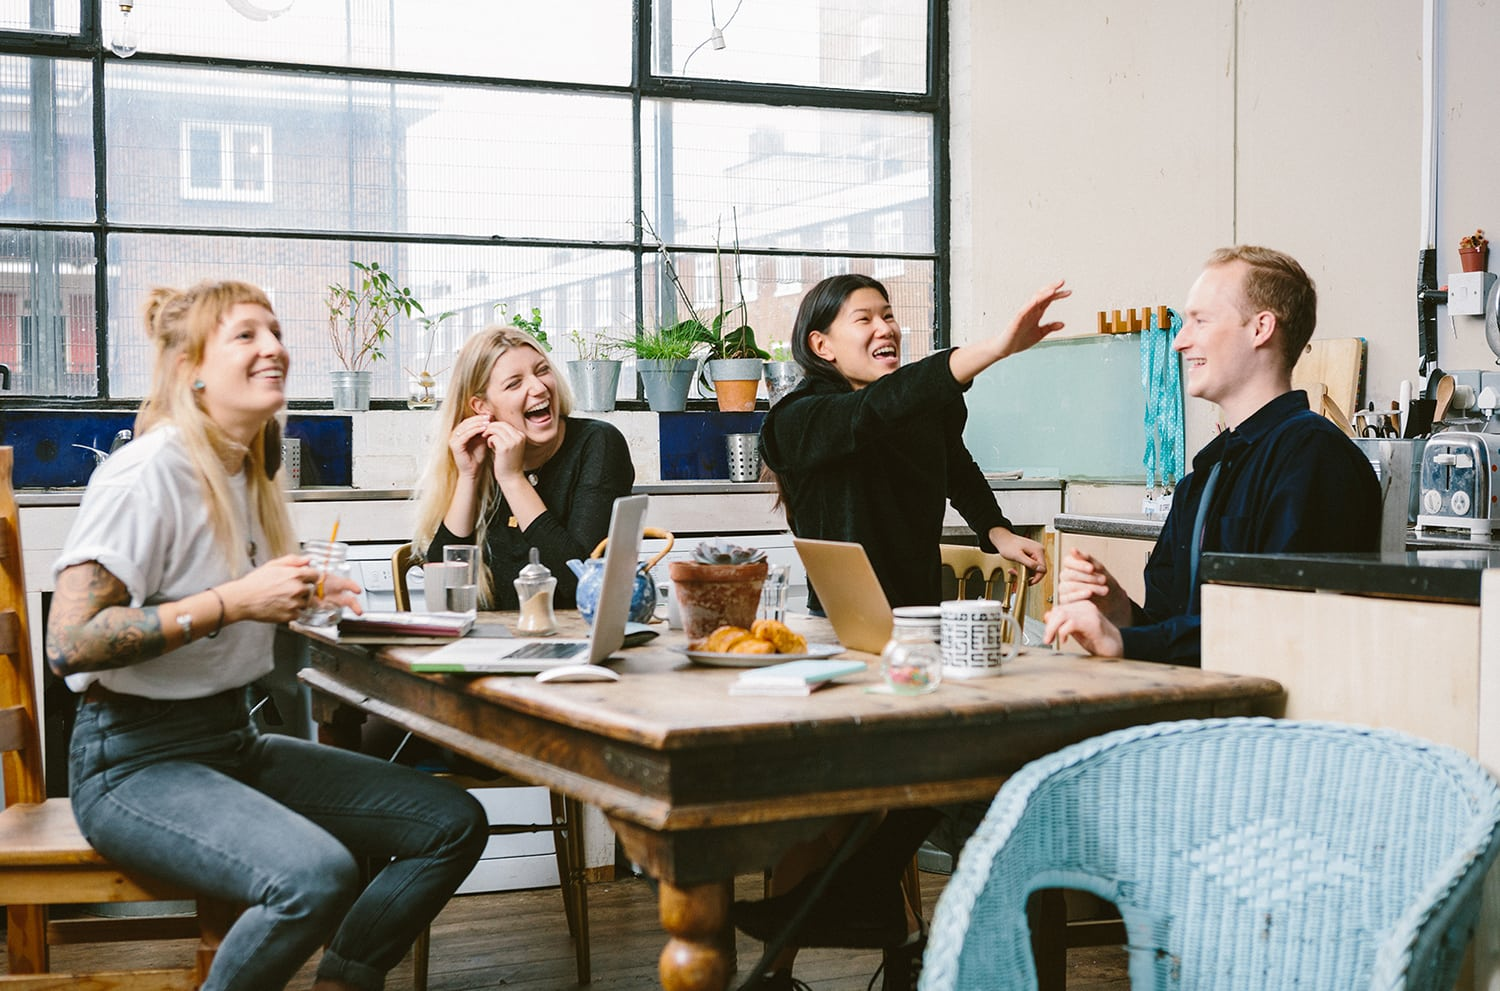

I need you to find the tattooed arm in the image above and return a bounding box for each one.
[45,555,358,678]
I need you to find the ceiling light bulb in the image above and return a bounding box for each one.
[710,27,726,50]
[111,3,138,58]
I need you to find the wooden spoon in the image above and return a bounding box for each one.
[1434,374,1456,423]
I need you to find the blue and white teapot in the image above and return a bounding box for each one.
[567,527,674,625]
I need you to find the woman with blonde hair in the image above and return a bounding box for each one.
[414,325,633,607]
[48,280,487,991]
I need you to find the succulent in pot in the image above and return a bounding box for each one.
[668,539,769,640]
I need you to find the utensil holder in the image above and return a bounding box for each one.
[725,433,761,483]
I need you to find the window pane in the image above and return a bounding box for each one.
[0,56,95,223]
[653,0,926,92]
[0,227,96,397]
[643,101,932,254]
[0,0,79,33]
[107,63,635,240]
[125,0,629,85]
[106,233,638,401]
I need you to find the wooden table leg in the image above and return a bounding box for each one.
[658,879,732,991]
[1028,887,1068,991]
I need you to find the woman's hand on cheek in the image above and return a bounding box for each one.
[450,413,493,479]
[485,420,528,481]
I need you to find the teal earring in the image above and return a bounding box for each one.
[193,380,205,391]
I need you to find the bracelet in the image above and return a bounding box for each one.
[207,587,226,639]
[175,611,193,645]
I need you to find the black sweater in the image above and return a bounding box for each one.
[759,351,1013,609]
[427,416,636,609]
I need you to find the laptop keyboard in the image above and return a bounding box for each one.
[504,641,586,660]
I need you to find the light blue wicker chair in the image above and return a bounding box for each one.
[920,718,1500,991]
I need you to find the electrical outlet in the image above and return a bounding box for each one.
[1448,272,1495,316]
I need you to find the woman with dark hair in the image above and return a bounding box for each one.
[48,281,488,991]
[743,273,1069,991]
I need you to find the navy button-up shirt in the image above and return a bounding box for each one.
[1119,390,1382,665]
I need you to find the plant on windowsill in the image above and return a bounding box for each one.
[612,319,703,412]
[762,338,804,408]
[326,260,425,411]
[404,309,455,410]
[1459,229,1489,273]
[565,328,625,413]
[496,302,550,351]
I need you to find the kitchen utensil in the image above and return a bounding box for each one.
[1403,398,1436,438]
[1292,338,1365,428]
[1415,430,1500,537]
[725,433,761,482]
[1433,374,1457,422]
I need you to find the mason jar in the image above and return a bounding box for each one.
[880,605,943,694]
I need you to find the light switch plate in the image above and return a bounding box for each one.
[1448,271,1495,315]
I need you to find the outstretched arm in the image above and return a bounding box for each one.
[947,281,1071,385]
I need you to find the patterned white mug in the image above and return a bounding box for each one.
[939,599,1020,678]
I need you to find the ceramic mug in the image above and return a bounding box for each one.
[939,599,1020,678]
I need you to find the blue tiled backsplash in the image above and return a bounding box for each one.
[657,411,766,480]
[0,410,352,488]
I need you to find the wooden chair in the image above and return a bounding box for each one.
[0,445,239,988]
[391,543,592,987]
[938,544,1031,643]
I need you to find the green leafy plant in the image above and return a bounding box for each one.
[405,308,456,383]
[1460,229,1488,252]
[765,339,793,362]
[326,261,425,371]
[496,302,550,351]
[690,538,766,565]
[612,319,702,362]
[642,211,768,362]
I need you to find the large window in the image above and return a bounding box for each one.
[0,0,944,402]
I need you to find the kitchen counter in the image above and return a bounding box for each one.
[1052,512,1165,540]
[1200,549,1497,605]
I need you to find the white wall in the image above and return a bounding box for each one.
[952,0,1459,457]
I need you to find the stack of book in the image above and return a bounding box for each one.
[728,659,867,696]
[293,611,474,644]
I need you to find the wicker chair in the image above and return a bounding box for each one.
[921,718,1500,991]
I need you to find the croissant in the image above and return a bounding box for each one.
[751,619,807,654]
[697,625,752,653]
[728,636,776,654]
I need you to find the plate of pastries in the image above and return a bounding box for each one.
[680,619,843,667]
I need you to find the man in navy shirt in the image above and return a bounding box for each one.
[1043,246,1381,665]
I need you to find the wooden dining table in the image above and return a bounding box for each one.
[295,613,1283,991]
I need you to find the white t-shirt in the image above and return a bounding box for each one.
[54,425,274,699]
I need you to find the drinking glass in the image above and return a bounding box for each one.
[759,564,790,622]
[443,545,479,616]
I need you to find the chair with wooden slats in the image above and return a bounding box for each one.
[0,445,239,988]
[938,544,1031,643]
[390,542,592,987]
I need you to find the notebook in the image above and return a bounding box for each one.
[407,494,649,674]
[728,658,869,696]
[792,537,894,654]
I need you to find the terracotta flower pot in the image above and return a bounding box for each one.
[668,559,769,640]
[1460,246,1489,273]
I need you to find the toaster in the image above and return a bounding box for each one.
[1416,430,1500,536]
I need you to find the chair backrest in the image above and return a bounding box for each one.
[922,718,1500,991]
[392,542,415,611]
[0,447,44,806]
[938,544,1029,644]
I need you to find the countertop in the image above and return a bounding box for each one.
[1052,512,1165,540]
[1200,549,1499,605]
[16,475,1061,508]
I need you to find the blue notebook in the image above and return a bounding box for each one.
[729,659,868,696]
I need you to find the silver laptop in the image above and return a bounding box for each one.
[792,537,894,654]
[407,494,649,674]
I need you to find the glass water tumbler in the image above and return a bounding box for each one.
[300,539,350,626]
[880,606,943,694]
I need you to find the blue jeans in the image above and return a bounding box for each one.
[69,689,487,991]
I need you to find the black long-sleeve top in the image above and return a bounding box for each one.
[426,416,635,609]
[1120,390,1381,664]
[759,350,1014,610]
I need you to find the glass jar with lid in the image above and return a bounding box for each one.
[880,605,943,694]
[513,547,558,636]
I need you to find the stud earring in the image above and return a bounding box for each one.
[192,379,205,391]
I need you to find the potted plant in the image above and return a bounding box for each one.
[497,302,550,350]
[644,212,768,412]
[1459,229,1489,273]
[405,309,455,410]
[565,328,624,412]
[615,319,703,412]
[668,539,769,640]
[762,338,804,408]
[326,260,424,411]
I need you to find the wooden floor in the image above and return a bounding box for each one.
[24,872,1130,990]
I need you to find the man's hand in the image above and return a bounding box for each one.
[1055,549,1133,627]
[1043,599,1125,658]
[987,527,1048,584]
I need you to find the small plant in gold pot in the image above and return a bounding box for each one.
[1459,229,1489,273]
[669,539,769,640]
